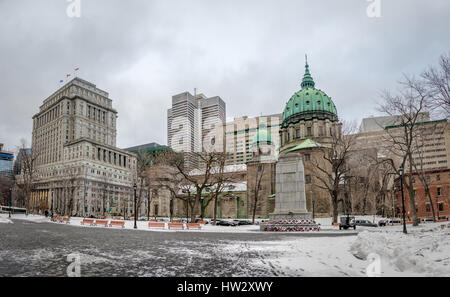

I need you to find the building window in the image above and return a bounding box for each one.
[438,203,444,212]
[437,187,441,196]
[307,127,312,137]
[436,175,440,181]
[305,175,311,184]
[304,153,310,161]
[426,204,431,212]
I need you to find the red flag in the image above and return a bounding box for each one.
[66,74,71,78]
[74,67,79,71]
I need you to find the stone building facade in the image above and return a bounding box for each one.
[23,77,138,217]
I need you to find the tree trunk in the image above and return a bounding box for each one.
[424,185,436,221]
[332,192,339,224]
[213,196,218,225]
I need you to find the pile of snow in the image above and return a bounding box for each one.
[350,224,450,276]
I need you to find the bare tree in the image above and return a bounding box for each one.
[149,150,229,222]
[309,122,357,224]
[15,140,40,214]
[0,175,11,206]
[422,52,450,118]
[249,164,265,224]
[379,75,432,226]
[134,149,154,218]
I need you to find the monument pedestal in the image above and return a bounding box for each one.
[262,152,319,231]
[270,152,310,220]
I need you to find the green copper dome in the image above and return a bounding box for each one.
[281,58,338,128]
[251,122,272,146]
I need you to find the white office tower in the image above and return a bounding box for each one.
[167,91,226,169]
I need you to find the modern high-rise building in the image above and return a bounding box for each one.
[22,77,137,216]
[0,143,14,178]
[359,113,430,133]
[355,118,450,171]
[167,91,226,169]
[222,114,281,165]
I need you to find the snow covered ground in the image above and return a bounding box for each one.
[1,213,449,276]
[0,216,12,224]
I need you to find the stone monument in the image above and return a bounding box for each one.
[269,152,311,220]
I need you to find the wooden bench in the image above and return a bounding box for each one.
[81,218,95,225]
[62,217,70,224]
[109,220,125,228]
[92,219,109,227]
[186,223,201,230]
[148,222,165,229]
[150,219,159,222]
[98,216,106,219]
[196,221,207,225]
[112,216,122,220]
[168,223,184,230]
[172,219,182,223]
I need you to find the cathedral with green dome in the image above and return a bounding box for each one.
[279,57,341,155]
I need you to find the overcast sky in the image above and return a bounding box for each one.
[0,0,449,152]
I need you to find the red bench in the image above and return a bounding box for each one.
[186,223,201,230]
[62,217,70,224]
[81,218,94,225]
[109,220,125,228]
[148,222,165,229]
[92,219,109,227]
[168,223,184,230]
[150,219,158,222]
[172,219,182,223]
[196,221,207,225]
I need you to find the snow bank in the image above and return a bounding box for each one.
[350,225,450,276]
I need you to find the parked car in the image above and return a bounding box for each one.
[355,220,378,227]
[339,216,356,230]
[378,219,387,227]
[195,218,209,224]
[387,218,402,225]
[233,219,252,225]
[216,220,238,226]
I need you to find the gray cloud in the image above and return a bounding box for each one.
[1,0,449,152]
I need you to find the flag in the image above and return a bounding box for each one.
[74,67,79,71]
[66,74,71,78]
[59,80,63,83]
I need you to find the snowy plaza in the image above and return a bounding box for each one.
[0,214,449,277]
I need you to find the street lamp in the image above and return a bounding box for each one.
[312,199,315,220]
[399,165,407,234]
[8,185,12,218]
[133,183,137,229]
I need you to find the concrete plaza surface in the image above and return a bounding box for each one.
[0,215,448,277]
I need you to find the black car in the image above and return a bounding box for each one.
[355,220,378,227]
[233,219,252,225]
[216,220,238,226]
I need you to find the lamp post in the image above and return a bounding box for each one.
[8,185,12,218]
[399,165,407,234]
[312,200,315,220]
[133,183,137,229]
